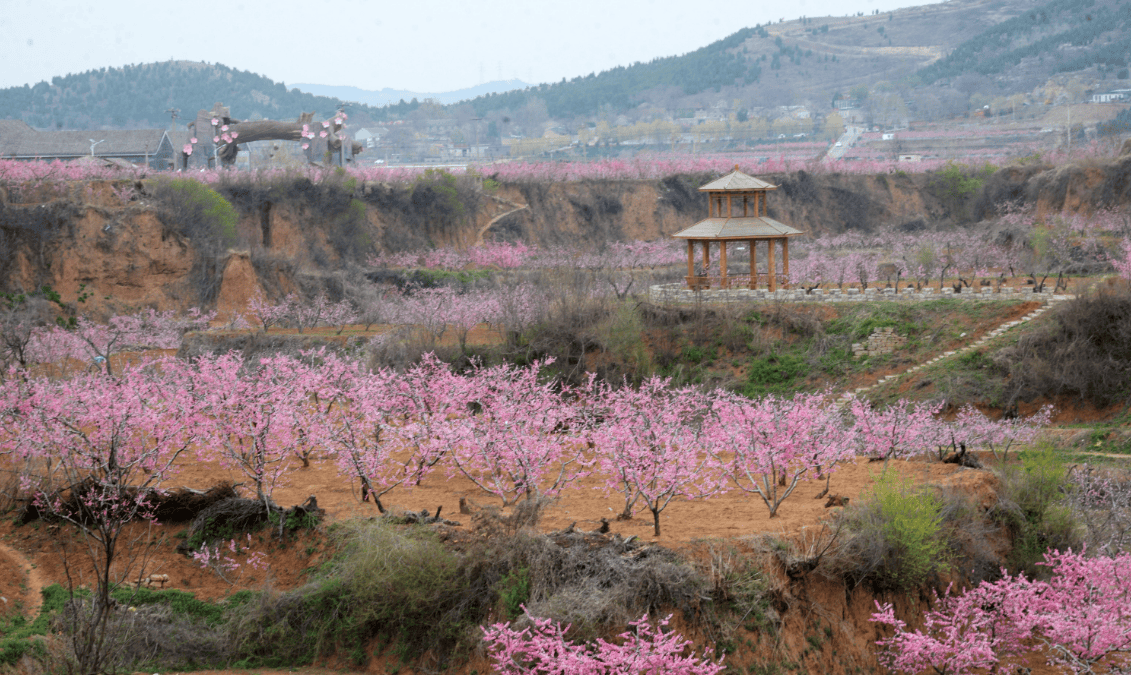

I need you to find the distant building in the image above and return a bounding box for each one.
[354,127,388,148]
[0,122,179,169]
[834,99,861,110]
[1091,90,1131,103]
[898,154,922,163]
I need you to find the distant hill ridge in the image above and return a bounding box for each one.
[292,80,530,107]
[0,61,363,131]
[2,0,1130,132]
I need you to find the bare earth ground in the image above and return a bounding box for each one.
[0,454,996,604]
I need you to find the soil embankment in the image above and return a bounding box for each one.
[3,154,1131,314]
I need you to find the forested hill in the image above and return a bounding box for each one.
[0,61,377,130]
[467,26,767,119]
[915,0,1131,84]
[459,0,1131,119]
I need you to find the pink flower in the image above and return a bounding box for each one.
[319,130,328,138]
[222,134,232,143]
[302,143,310,150]
[211,118,219,126]
[230,132,238,139]
[213,136,220,143]
[334,117,342,125]
[302,124,310,133]
[322,121,330,128]
[190,137,198,144]
[183,144,193,155]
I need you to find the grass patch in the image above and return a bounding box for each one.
[742,352,809,397]
[0,585,69,667]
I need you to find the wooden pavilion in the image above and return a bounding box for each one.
[673,166,802,291]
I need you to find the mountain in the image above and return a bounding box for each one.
[0,61,373,131]
[3,0,1128,133]
[291,80,530,107]
[461,0,1129,119]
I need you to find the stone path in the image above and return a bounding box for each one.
[836,298,1070,405]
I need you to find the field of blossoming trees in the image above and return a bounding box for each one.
[2,155,1131,674]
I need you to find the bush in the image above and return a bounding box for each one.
[226,519,486,667]
[151,178,239,304]
[999,286,1131,406]
[993,443,1083,576]
[151,178,237,248]
[830,471,951,590]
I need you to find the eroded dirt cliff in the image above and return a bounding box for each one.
[3,155,1130,313]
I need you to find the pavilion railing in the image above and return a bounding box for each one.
[685,273,791,291]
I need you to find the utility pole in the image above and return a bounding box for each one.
[89,139,105,156]
[470,116,483,163]
[165,108,180,132]
[1066,102,1071,158]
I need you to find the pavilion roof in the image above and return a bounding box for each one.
[698,168,778,192]
[672,216,802,240]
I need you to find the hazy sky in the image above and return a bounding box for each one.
[3,0,940,94]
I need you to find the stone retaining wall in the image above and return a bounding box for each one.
[853,327,907,358]
[648,283,1068,305]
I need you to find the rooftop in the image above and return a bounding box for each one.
[698,167,778,192]
[672,216,802,240]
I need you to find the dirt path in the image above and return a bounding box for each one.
[475,195,528,246]
[0,540,46,618]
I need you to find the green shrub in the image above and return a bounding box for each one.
[151,177,239,303]
[498,566,531,620]
[227,519,481,668]
[152,177,238,247]
[994,443,1083,576]
[832,472,950,590]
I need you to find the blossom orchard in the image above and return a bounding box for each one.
[483,611,724,675]
[590,377,723,536]
[0,361,205,667]
[24,308,214,374]
[443,359,593,506]
[3,352,1054,531]
[247,292,358,333]
[706,391,855,517]
[872,548,1131,675]
[849,397,944,471]
[324,355,469,512]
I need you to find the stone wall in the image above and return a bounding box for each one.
[853,327,907,358]
[648,283,1068,305]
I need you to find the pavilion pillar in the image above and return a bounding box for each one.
[768,238,777,292]
[720,241,728,289]
[687,239,695,288]
[702,241,710,287]
[748,239,757,290]
[782,238,790,288]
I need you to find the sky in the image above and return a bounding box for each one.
[2,0,942,94]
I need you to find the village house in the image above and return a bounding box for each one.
[0,120,181,169]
